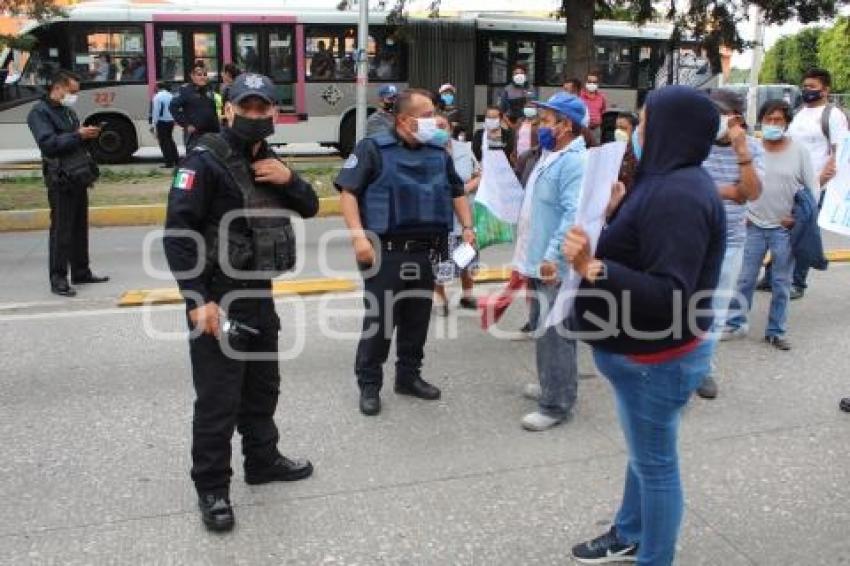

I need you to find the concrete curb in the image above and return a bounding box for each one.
[0,197,342,232]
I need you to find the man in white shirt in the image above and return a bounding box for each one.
[785,67,849,298]
[150,82,179,168]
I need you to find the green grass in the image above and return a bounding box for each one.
[0,166,338,211]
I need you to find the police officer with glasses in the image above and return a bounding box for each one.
[335,88,476,417]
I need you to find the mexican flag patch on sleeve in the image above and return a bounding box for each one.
[173,168,196,191]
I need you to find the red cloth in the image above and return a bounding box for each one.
[580,90,607,128]
[627,337,702,365]
[479,270,526,330]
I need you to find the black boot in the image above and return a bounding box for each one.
[359,386,381,416]
[198,493,235,532]
[71,271,110,284]
[395,377,441,400]
[244,456,314,485]
[50,278,77,297]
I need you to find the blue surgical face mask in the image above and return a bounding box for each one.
[538,126,556,151]
[762,124,785,141]
[432,128,451,147]
[440,93,454,106]
[631,129,642,161]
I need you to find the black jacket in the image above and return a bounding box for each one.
[169,83,220,135]
[163,129,319,311]
[27,97,83,159]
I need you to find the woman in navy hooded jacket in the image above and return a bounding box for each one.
[564,86,726,565]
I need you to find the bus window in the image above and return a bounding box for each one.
[74,27,146,83]
[267,30,293,83]
[193,32,219,79]
[594,39,634,87]
[343,30,375,80]
[306,30,337,81]
[160,30,184,82]
[487,39,509,85]
[235,31,262,73]
[545,42,567,86]
[374,33,402,81]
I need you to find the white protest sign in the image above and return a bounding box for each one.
[819,136,850,237]
[545,141,627,328]
[475,147,524,223]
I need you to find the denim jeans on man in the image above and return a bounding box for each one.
[527,278,577,419]
[727,224,793,337]
[593,339,713,566]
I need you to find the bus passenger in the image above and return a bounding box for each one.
[310,41,335,80]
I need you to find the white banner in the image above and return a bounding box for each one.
[475,147,524,223]
[819,136,850,237]
[545,141,626,328]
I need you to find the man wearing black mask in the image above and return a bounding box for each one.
[163,73,319,533]
[169,61,220,149]
[366,84,398,137]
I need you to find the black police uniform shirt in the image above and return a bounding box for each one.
[169,83,220,135]
[27,97,83,161]
[333,129,465,237]
[163,128,319,311]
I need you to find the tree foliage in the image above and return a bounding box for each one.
[818,16,850,93]
[0,0,64,49]
[759,28,824,85]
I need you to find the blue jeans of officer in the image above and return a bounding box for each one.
[355,249,435,391]
[593,338,712,566]
[527,278,578,419]
[727,224,794,337]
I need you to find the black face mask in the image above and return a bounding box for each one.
[230,114,275,143]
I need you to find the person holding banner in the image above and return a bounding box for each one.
[565,86,725,565]
[512,92,588,432]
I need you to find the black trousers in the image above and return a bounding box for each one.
[188,297,282,495]
[355,250,435,391]
[47,184,89,282]
[156,121,179,167]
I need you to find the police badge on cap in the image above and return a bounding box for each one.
[230,73,277,105]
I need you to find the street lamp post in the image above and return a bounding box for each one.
[355,0,369,143]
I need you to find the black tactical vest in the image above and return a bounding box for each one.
[194,133,296,278]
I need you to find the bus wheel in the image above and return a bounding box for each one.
[88,117,137,164]
[338,112,356,158]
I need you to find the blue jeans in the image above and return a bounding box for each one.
[528,278,577,419]
[711,244,745,334]
[727,224,794,337]
[593,339,713,566]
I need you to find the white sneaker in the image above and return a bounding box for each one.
[522,383,541,401]
[521,411,564,432]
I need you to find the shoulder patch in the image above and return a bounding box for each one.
[343,154,359,169]
[173,168,196,191]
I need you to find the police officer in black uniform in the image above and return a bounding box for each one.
[27,70,109,297]
[163,73,318,532]
[169,60,220,150]
[335,88,476,417]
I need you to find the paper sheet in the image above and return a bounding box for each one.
[452,242,477,270]
[819,136,850,237]
[544,141,627,328]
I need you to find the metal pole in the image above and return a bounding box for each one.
[355,0,369,143]
[747,6,765,129]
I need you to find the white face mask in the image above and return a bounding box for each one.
[716,115,730,141]
[386,39,395,46]
[413,117,438,144]
[513,73,527,86]
[484,117,501,131]
[61,93,78,107]
[586,82,599,93]
[614,128,630,143]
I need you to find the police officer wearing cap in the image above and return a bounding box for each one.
[335,88,476,417]
[366,84,398,137]
[163,73,319,532]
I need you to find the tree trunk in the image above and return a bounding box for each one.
[564,0,595,83]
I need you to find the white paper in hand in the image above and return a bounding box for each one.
[452,242,477,270]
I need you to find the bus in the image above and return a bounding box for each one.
[0,1,710,162]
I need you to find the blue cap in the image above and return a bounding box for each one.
[378,84,398,100]
[229,72,277,105]
[534,92,587,127]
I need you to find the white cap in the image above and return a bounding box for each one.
[439,83,455,94]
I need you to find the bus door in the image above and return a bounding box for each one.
[231,25,297,116]
[155,26,222,85]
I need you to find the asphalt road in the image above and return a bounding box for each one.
[0,218,849,564]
